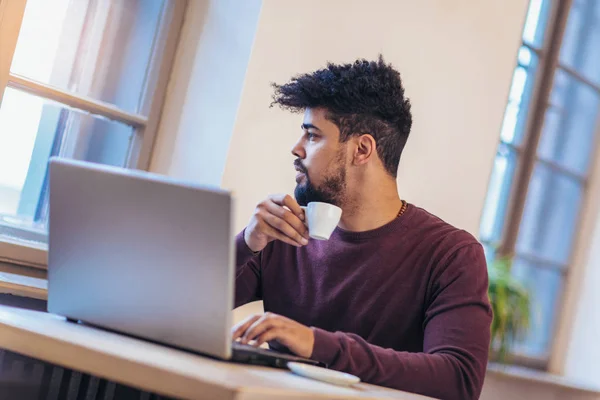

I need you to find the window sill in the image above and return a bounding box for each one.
[487,363,600,395]
[1,274,599,397]
[0,272,47,300]
[0,235,47,270]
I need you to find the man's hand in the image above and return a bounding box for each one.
[244,194,310,252]
[231,312,315,359]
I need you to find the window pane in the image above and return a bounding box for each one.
[522,0,553,48]
[516,164,584,264]
[9,0,166,113]
[500,48,539,145]
[482,244,496,264]
[0,87,134,240]
[511,258,563,358]
[538,69,600,174]
[480,145,518,244]
[560,0,600,86]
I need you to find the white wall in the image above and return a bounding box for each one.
[150,0,600,398]
[564,198,600,384]
[221,0,528,235]
[150,0,262,187]
[153,0,531,354]
[151,0,530,235]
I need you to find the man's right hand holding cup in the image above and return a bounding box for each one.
[244,194,310,253]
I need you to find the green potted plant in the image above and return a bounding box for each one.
[487,256,531,361]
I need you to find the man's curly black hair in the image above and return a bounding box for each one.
[271,55,412,177]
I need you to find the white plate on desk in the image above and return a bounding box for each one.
[287,362,361,386]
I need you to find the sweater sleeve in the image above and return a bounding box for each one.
[309,243,492,400]
[234,229,263,308]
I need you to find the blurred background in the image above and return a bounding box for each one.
[0,0,599,399]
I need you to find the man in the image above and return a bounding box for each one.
[232,56,492,400]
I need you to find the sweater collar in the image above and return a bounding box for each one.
[332,203,416,242]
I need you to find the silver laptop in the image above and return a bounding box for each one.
[47,157,320,368]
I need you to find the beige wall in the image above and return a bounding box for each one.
[155,0,532,370]
[151,0,600,398]
[221,0,530,340]
[221,0,528,235]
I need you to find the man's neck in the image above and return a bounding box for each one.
[338,181,403,232]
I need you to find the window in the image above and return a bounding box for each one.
[481,0,600,366]
[0,0,185,267]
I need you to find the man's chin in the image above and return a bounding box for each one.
[294,184,309,206]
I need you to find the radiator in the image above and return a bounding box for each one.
[0,349,174,400]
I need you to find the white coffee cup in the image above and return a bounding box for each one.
[300,202,343,240]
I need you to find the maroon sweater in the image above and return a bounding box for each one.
[235,204,491,400]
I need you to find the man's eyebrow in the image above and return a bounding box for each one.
[301,123,321,131]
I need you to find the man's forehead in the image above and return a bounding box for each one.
[303,108,328,124]
[302,108,340,134]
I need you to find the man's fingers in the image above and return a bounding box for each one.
[255,328,286,348]
[270,194,304,221]
[265,202,309,239]
[242,314,283,343]
[263,213,309,246]
[242,319,272,344]
[261,224,304,247]
[232,316,260,340]
[231,315,261,340]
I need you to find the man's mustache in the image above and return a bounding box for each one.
[294,159,308,174]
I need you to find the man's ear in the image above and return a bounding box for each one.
[353,134,376,166]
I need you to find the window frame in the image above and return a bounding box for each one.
[484,0,600,371]
[0,0,187,269]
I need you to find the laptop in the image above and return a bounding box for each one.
[47,157,321,369]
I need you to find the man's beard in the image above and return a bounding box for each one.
[294,159,346,207]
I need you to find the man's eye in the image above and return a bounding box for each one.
[307,132,318,140]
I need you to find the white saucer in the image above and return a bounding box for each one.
[287,362,361,386]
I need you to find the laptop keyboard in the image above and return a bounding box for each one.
[231,341,324,368]
[232,341,280,355]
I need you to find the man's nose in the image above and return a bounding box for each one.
[291,138,305,159]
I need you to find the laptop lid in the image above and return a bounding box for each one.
[47,157,235,359]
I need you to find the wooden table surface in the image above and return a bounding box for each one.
[0,305,434,400]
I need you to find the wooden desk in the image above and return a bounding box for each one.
[0,305,433,399]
